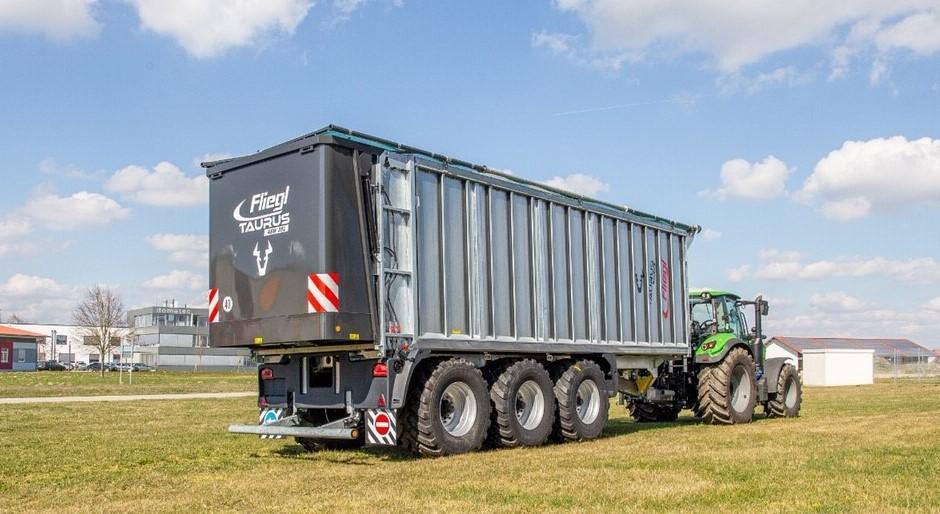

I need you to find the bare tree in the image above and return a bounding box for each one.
[73,286,129,376]
[5,313,26,324]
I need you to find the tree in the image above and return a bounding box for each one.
[5,313,26,324]
[73,286,129,377]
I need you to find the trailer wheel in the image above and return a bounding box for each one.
[403,358,491,457]
[554,360,608,441]
[764,363,801,418]
[695,347,757,425]
[628,401,681,422]
[490,359,555,447]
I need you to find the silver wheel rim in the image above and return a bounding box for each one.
[784,377,797,409]
[730,365,752,413]
[440,381,477,437]
[514,380,545,430]
[575,379,601,425]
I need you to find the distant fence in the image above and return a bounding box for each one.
[874,351,940,379]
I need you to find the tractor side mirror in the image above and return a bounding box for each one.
[760,300,769,316]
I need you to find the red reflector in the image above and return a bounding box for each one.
[373,362,388,378]
[260,368,274,380]
[377,394,386,408]
[258,397,268,407]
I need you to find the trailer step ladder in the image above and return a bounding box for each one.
[374,154,417,355]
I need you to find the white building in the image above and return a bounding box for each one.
[801,349,875,387]
[6,323,110,365]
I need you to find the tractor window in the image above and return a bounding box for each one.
[723,298,745,338]
[691,302,714,325]
[737,306,751,340]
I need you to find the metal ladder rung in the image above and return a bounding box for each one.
[383,206,412,215]
[384,269,412,276]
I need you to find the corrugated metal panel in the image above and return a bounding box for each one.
[411,159,691,350]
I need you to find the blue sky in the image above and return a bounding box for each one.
[0,0,938,348]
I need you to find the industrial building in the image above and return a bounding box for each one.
[0,325,43,371]
[128,302,250,370]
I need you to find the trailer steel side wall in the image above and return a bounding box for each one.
[390,155,691,355]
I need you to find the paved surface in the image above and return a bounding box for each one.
[0,391,255,405]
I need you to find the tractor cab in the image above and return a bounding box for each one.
[688,289,769,362]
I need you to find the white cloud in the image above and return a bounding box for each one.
[0,274,80,324]
[734,249,940,283]
[809,291,866,312]
[38,158,102,180]
[800,136,940,220]
[701,228,722,241]
[532,30,577,57]
[21,191,131,230]
[127,0,314,58]
[0,216,33,256]
[726,265,751,283]
[142,270,207,291]
[924,297,940,312]
[543,173,611,197]
[106,162,209,206]
[717,66,814,95]
[700,156,791,200]
[146,234,209,268]
[875,11,940,55]
[0,0,99,40]
[548,1,940,78]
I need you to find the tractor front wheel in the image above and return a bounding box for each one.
[695,347,757,425]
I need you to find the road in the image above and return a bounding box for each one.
[0,391,254,405]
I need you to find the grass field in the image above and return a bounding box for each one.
[2,379,939,513]
[0,371,254,398]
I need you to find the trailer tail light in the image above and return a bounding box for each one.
[373,362,388,378]
[387,322,400,334]
[260,368,274,380]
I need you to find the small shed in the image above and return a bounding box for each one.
[801,349,875,387]
[0,324,43,372]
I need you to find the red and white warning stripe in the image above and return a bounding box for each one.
[208,288,220,323]
[307,272,340,313]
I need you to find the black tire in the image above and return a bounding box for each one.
[629,401,681,422]
[696,347,757,425]
[400,358,491,457]
[554,360,609,441]
[490,359,555,447]
[764,363,802,418]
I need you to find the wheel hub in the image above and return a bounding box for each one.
[439,381,477,437]
[514,380,545,430]
[575,380,600,425]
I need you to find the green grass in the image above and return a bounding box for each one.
[0,370,254,398]
[2,379,939,513]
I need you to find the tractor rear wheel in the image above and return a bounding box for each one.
[629,401,681,422]
[695,347,757,425]
[765,363,802,418]
[554,360,608,441]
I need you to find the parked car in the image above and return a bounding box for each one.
[85,362,107,372]
[131,363,155,372]
[37,360,67,371]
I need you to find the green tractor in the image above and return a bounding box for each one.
[626,289,802,424]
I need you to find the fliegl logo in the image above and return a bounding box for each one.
[233,186,291,236]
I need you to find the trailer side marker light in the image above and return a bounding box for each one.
[377,394,386,408]
[254,336,264,345]
[335,325,342,333]
[260,368,274,380]
[373,362,388,377]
